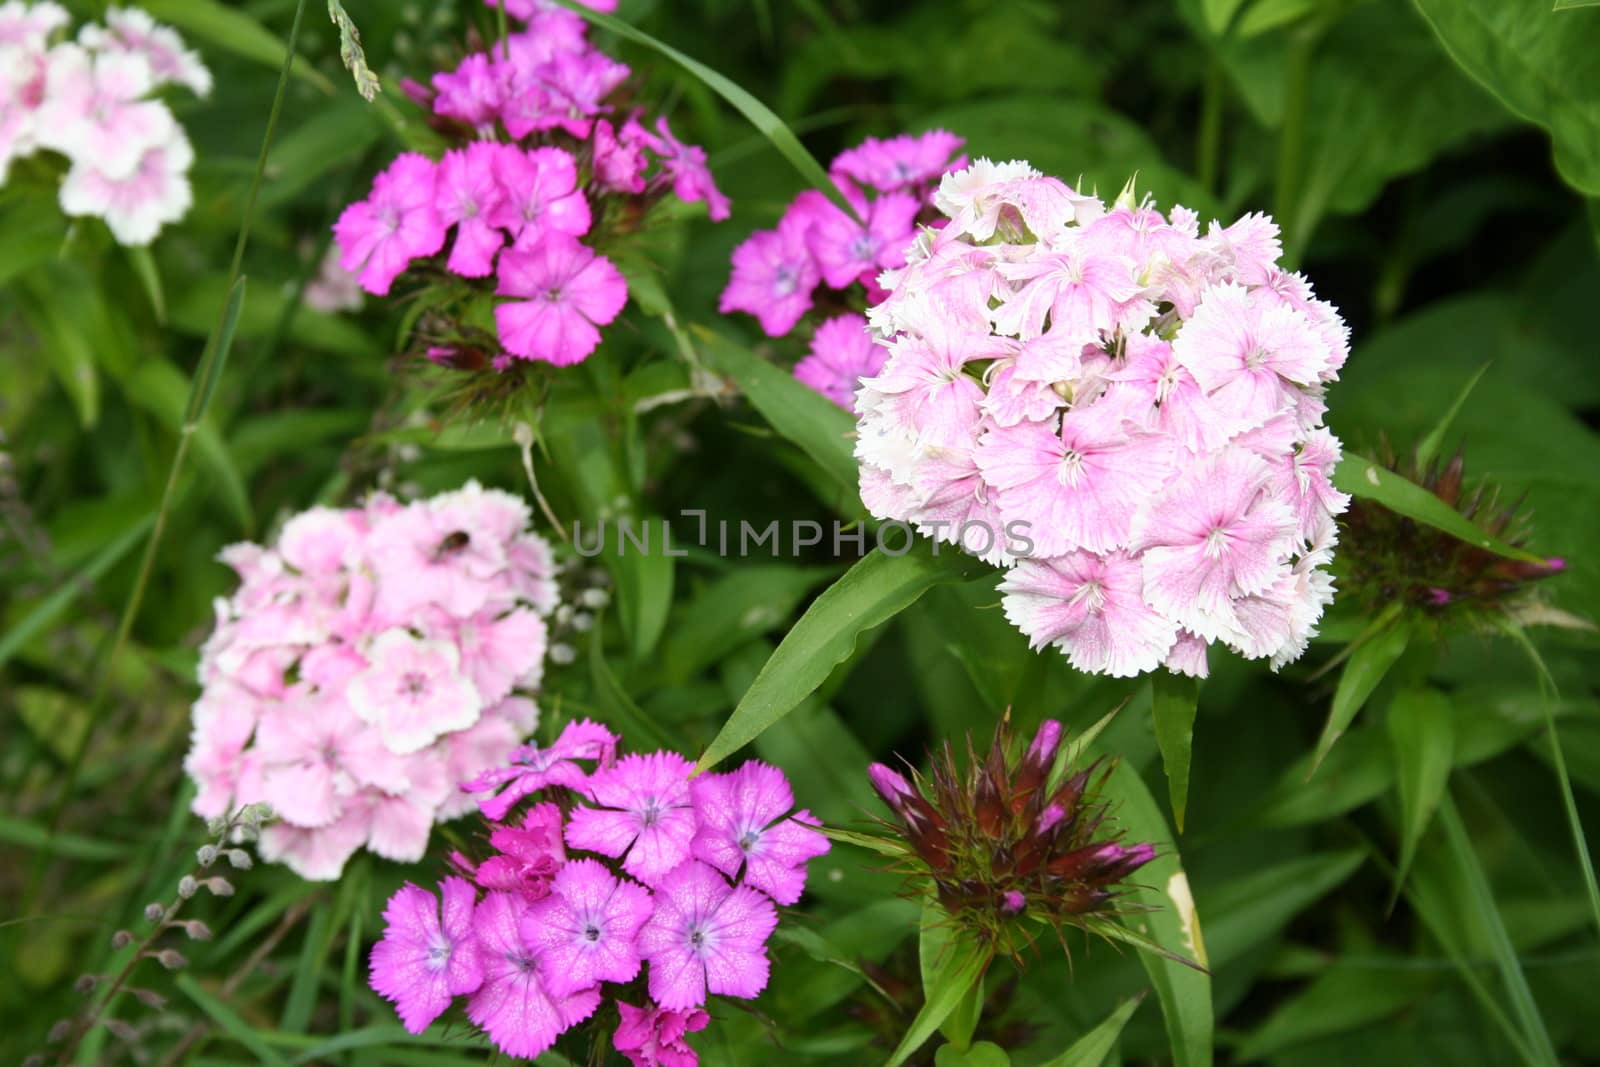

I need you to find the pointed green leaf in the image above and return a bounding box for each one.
[1413,363,1491,469]
[1097,758,1212,1067]
[1037,993,1145,1067]
[124,245,166,324]
[1235,962,1433,1060]
[1386,687,1455,893]
[816,826,913,858]
[885,903,989,1067]
[935,1042,1010,1067]
[175,973,290,1067]
[1151,672,1201,831]
[1201,850,1365,966]
[697,328,861,507]
[697,543,974,771]
[1332,455,1545,563]
[1311,616,1414,774]
[1202,0,1250,33]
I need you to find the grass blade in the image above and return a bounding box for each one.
[175,973,291,1067]
[1385,686,1455,898]
[0,516,152,671]
[1038,993,1145,1067]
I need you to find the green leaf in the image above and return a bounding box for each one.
[1310,616,1415,773]
[1332,455,1545,562]
[612,517,675,661]
[30,299,100,428]
[0,515,152,672]
[589,622,677,750]
[1237,0,1318,37]
[1151,671,1201,832]
[696,542,974,771]
[697,328,861,508]
[123,359,253,532]
[175,973,291,1067]
[1200,851,1365,968]
[1097,758,1213,1067]
[1037,993,1145,1067]
[660,565,838,683]
[935,1042,1010,1067]
[885,902,990,1067]
[817,826,914,858]
[1386,687,1455,893]
[0,813,130,861]
[142,0,334,94]
[1413,362,1491,469]
[1413,0,1600,195]
[1436,796,1561,1067]
[1235,962,1434,1060]
[924,902,983,1049]
[1203,0,1251,33]
[547,0,857,219]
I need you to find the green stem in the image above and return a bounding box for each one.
[1197,57,1225,198]
[32,0,311,896]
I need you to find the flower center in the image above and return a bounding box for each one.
[1057,449,1085,487]
[848,233,878,262]
[1204,526,1230,558]
[426,940,452,971]
[399,672,430,699]
[583,924,601,943]
[738,828,762,853]
[772,265,798,298]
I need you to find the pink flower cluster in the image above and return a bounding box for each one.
[184,483,561,881]
[857,160,1351,678]
[0,2,208,245]
[719,129,966,412]
[333,0,728,369]
[370,719,829,1064]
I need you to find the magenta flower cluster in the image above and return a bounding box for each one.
[370,719,830,1064]
[719,129,966,412]
[0,2,209,245]
[333,0,728,369]
[857,160,1351,678]
[183,483,560,881]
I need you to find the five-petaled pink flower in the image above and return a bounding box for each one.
[494,234,628,365]
[370,877,486,1034]
[466,890,603,1058]
[718,211,821,338]
[333,152,446,296]
[636,861,778,1009]
[465,718,619,821]
[690,761,830,906]
[565,752,698,887]
[522,858,654,994]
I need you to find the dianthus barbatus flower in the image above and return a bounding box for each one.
[866,716,1157,962]
[1337,442,1567,625]
[857,160,1350,677]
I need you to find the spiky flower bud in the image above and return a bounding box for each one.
[867,715,1157,963]
[1339,442,1566,625]
[110,930,134,950]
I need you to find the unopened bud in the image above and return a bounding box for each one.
[177,875,198,899]
[549,643,576,665]
[579,587,610,609]
[203,877,234,897]
[130,987,167,1011]
[206,816,229,837]
[177,919,212,941]
[149,948,187,970]
[144,902,167,923]
[196,844,218,867]
[102,1018,138,1042]
[247,801,275,823]
[47,1020,73,1043]
[571,611,593,632]
[110,930,134,949]
[224,849,253,869]
[73,974,99,994]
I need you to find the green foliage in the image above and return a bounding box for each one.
[4,1,1599,1066]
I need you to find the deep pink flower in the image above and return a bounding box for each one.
[486,144,590,240]
[636,861,777,1009]
[792,314,886,412]
[593,117,647,194]
[614,1001,710,1067]
[435,143,507,278]
[466,891,602,1058]
[511,47,628,138]
[432,52,509,126]
[830,129,965,192]
[565,751,697,887]
[494,234,628,365]
[465,718,619,821]
[333,152,446,296]
[689,761,830,906]
[522,858,654,994]
[472,802,567,896]
[651,116,730,221]
[370,878,485,1034]
[806,187,919,289]
[718,211,821,337]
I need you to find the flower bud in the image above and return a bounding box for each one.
[203,877,234,897]
[224,849,253,869]
[196,844,219,867]
[177,876,198,899]
[47,1020,73,1043]
[149,948,187,970]
[178,919,213,941]
[144,902,167,923]
[74,974,99,994]
[110,930,134,949]
[130,987,167,1010]
[102,1018,138,1042]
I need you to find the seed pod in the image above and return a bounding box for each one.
[203,877,234,897]
[130,987,167,1010]
[73,974,99,994]
[102,1018,138,1042]
[150,948,187,970]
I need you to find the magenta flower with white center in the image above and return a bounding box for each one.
[370,878,485,1034]
[792,314,887,412]
[367,718,826,1061]
[636,860,778,1009]
[333,152,447,297]
[855,159,1352,676]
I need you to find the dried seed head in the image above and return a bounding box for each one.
[196,844,219,867]
[110,930,135,950]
